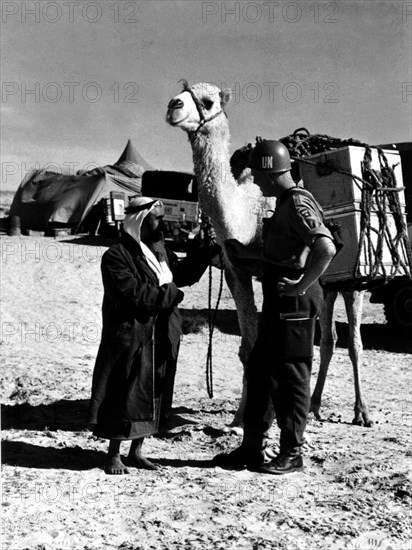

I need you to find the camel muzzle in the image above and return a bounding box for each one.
[167,98,184,110]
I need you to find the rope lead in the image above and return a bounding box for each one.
[206,250,224,399]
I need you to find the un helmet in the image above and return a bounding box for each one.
[248,139,291,173]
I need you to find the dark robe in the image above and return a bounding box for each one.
[88,233,212,439]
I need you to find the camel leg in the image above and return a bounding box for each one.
[222,265,258,433]
[311,289,338,420]
[342,290,372,427]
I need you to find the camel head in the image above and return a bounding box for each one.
[166,81,230,135]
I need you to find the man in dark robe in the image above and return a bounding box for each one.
[89,197,216,474]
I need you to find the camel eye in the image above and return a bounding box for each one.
[202,98,213,110]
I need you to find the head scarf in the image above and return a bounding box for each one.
[123,196,173,286]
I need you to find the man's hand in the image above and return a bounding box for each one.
[277,276,304,297]
[199,219,218,246]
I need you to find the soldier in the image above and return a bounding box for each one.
[214,140,336,474]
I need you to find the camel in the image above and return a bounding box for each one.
[166,81,372,430]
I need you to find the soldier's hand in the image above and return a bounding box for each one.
[277,276,304,297]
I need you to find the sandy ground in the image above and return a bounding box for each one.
[1,235,411,550]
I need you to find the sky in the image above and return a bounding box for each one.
[1,0,411,190]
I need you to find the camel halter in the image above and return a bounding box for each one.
[185,87,227,135]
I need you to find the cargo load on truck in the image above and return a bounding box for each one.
[280,130,412,290]
[299,145,410,286]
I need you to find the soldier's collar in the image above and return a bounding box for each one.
[278,185,300,202]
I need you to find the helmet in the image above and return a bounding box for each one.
[247,140,291,173]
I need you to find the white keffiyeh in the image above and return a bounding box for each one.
[123,197,173,286]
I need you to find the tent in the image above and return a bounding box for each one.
[9,140,152,232]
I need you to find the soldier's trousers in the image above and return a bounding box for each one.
[243,279,324,453]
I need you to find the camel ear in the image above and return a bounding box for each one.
[220,89,231,107]
[179,79,190,92]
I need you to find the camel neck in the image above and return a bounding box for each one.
[189,129,235,194]
[188,127,240,238]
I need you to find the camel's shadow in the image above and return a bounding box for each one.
[314,321,412,354]
[180,308,411,353]
[181,308,241,336]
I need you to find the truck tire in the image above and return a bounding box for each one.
[383,282,412,332]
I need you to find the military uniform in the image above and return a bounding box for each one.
[243,187,333,454]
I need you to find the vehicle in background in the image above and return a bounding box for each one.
[141,170,200,251]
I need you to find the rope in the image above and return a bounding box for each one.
[200,213,224,399]
[279,130,412,289]
[205,249,224,398]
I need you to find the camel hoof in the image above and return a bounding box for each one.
[309,402,322,421]
[352,417,373,427]
[222,425,244,436]
[310,408,323,422]
[352,416,373,427]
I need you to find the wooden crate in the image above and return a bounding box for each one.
[322,204,410,283]
[298,146,410,284]
[152,197,199,224]
[299,146,405,209]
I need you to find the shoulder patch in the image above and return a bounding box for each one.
[294,196,323,229]
[299,207,311,218]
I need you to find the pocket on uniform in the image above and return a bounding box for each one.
[279,310,310,320]
[279,317,316,360]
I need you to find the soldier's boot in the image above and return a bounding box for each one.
[212,435,272,470]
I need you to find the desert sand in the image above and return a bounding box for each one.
[1,235,411,550]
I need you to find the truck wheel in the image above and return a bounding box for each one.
[384,283,412,332]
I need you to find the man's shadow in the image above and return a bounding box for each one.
[2,440,214,471]
[1,399,90,431]
[2,440,105,471]
[2,400,214,470]
[2,400,201,434]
